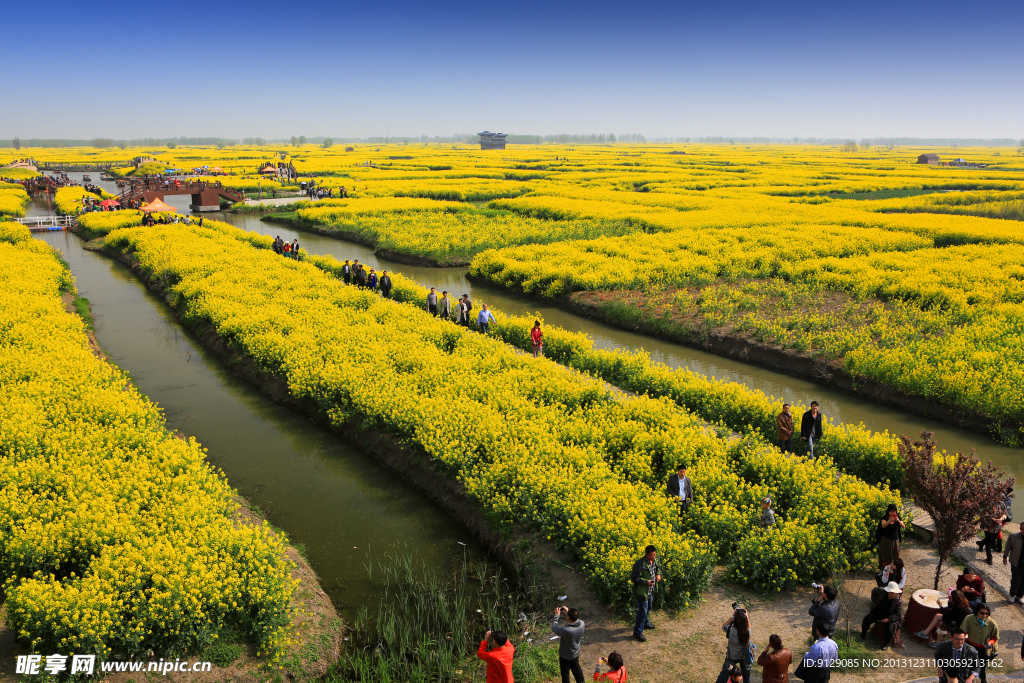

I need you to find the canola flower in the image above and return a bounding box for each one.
[0,223,295,658]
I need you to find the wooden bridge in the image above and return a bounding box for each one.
[13,215,78,231]
[38,162,131,172]
[118,179,244,212]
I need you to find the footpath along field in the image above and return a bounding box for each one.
[91,217,902,609]
[0,222,339,675]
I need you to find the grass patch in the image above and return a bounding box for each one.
[202,626,246,667]
[72,295,95,330]
[829,189,939,201]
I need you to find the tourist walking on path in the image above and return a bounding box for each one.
[715,604,753,683]
[379,271,392,298]
[795,623,837,683]
[934,629,980,683]
[760,497,775,528]
[916,589,972,647]
[290,239,300,259]
[808,584,839,639]
[876,557,907,591]
[593,653,626,682]
[666,465,692,514]
[355,263,367,288]
[860,581,903,651]
[978,504,1007,565]
[530,320,544,358]
[630,545,661,642]
[961,603,998,683]
[1003,521,1024,603]
[777,404,794,453]
[957,569,986,609]
[757,634,791,683]
[341,260,352,283]
[439,291,452,320]
[273,236,283,254]
[463,295,473,324]
[457,296,469,326]
[367,268,378,291]
[552,606,585,683]
[477,304,496,333]
[800,401,823,458]
[876,504,904,569]
[427,288,438,316]
[478,630,514,683]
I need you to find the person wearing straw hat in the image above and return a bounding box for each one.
[860,581,903,651]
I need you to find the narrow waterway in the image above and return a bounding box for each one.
[35,223,482,617]
[210,210,1024,517]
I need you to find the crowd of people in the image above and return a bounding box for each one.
[653,465,1022,682]
[140,212,204,227]
[271,235,301,259]
[299,180,348,200]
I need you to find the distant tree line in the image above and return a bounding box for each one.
[4,135,1018,149]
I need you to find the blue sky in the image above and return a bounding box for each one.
[3,0,1021,139]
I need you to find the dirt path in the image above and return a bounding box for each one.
[532,538,1024,683]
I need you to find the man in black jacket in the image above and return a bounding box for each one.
[379,271,393,299]
[809,584,839,639]
[935,629,980,683]
[801,401,823,459]
[861,582,903,651]
[666,465,692,513]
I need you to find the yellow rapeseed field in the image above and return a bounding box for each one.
[0,223,295,658]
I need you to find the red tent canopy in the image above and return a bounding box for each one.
[99,199,120,207]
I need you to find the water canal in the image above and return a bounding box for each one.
[34,220,482,618]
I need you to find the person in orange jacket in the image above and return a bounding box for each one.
[478,630,515,683]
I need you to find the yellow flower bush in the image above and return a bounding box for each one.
[0,224,294,657]
[0,187,30,217]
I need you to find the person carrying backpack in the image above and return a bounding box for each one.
[715,604,755,683]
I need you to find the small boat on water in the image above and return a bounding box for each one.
[82,174,92,181]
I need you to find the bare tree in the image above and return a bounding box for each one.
[832,570,859,647]
[899,431,1013,589]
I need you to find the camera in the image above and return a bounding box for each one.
[811,582,822,590]
[731,601,746,612]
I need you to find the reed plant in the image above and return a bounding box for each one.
[327,550,557,683]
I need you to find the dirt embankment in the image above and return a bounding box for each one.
[553,287,1011,443]
[260,214,470,267]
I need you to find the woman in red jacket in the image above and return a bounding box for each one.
[594,652,627,682]
[530,320,543,358]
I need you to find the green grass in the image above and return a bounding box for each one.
[829,189,939,201]
[72,295,95,330]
